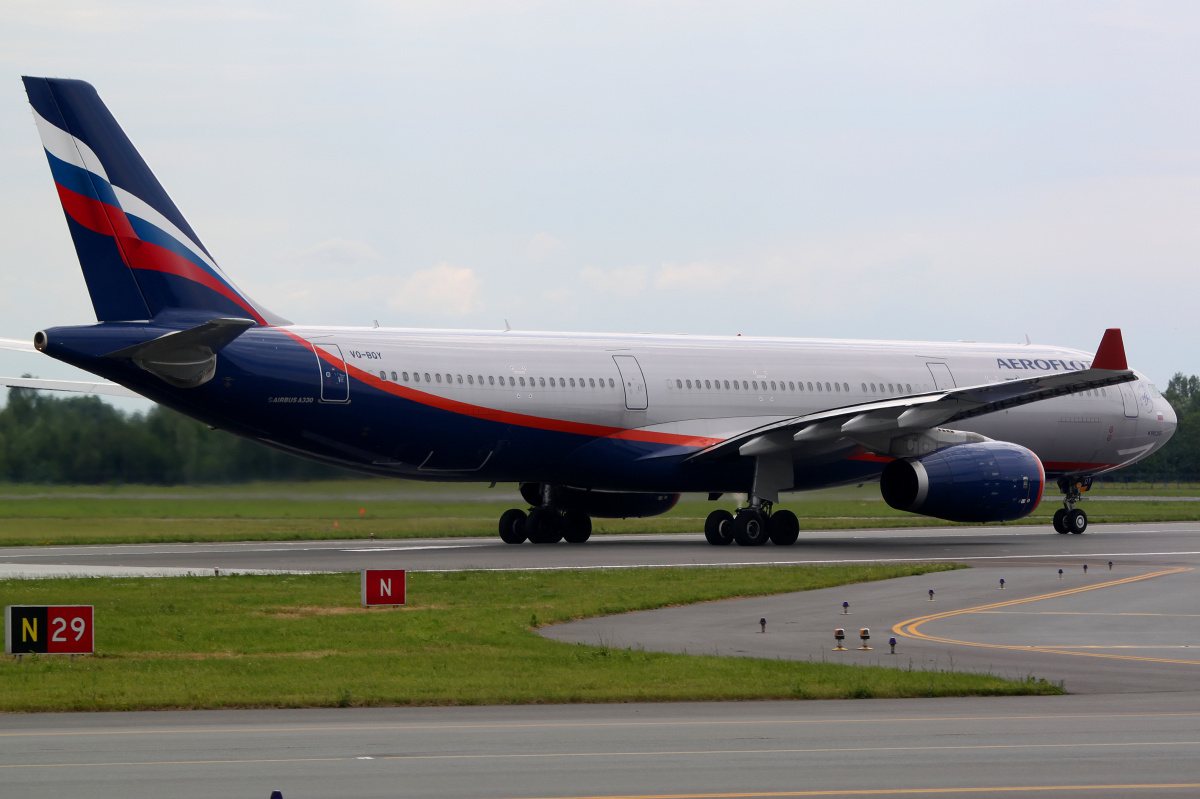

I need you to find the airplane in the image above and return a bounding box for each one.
[3,76,1178,545]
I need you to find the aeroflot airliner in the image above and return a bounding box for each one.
[4,77,1178,545]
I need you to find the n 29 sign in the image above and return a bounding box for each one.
[5,605,94,655]
[361,570,405,606]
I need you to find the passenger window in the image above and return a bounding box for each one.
[477,375,483,385]
[705,380,711,389]
[589,378,596,387]
[456,375,463,384]
[844,383,849,392]
[888,383,894,393]
[435,373,442,383]
[789,381,795,390]
[870,383,875,392]
[467,375,474,384]
[686,379,692,389]
[905,383,911,393]
[834,382,840,392]
[724,380,731,389]
[570,378,576,387]
[402,372,409,381]
[608,378,615,387]
[391,371,398,382]
[487,376,494,385]
[518,377,525,387]
[861,383,867,392]
[676,379,683,388]
[768,381,775,391]
[538,377,544,387]
[378,370,386,380]
[508,376,515,386]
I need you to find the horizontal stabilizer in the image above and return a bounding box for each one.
[105,317,255,388]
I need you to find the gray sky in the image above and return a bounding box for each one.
[3,1,1199,412]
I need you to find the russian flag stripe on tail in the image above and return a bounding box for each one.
[22,77,289,326]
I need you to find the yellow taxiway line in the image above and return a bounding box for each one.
[894,567,1200,664]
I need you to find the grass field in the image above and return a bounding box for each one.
[1,479,1198,546]
[0,563,1064,712]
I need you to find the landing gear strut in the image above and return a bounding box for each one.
[1053,477,1090,534]
[705,454,800,546]
[497,484,592,545]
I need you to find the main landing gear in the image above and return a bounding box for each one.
[498,486,592,545]
[705,502,800,546]
[1052,477,1090,534]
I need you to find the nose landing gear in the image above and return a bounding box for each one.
[1053,477,1090,534]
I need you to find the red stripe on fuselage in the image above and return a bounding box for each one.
[279,329,724,448]
[54,183,266,325]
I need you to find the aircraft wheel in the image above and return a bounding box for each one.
[704,509,735,545]
[1053,509,1068,534]
[527,506,563,544]
[562,509,592,543]
[1065,508,1087,534]
[768,510,800,545]
[734,510,769,546]
[498,508,528,544]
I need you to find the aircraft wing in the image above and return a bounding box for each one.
[2,335,142,398]
[687,328,1136,462]
[0,337,35,353]
[0,376,142,398]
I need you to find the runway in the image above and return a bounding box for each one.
[3,521,1200,577]
[5,522,1200,797]
[5,695,1200,798]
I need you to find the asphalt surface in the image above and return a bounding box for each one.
[6,521,1200,797]
[5,695,1200,798]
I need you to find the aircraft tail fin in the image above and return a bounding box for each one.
[22,77,288,326]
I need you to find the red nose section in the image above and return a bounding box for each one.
[1092,328,1128,371]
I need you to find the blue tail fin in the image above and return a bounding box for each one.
[22,77,288,325]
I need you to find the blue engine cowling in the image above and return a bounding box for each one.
[519,483,680,518]
[879,442,1045,523]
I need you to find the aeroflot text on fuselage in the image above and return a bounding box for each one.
[998,358,1091,371]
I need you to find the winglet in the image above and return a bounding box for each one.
[1092,328,1128,370]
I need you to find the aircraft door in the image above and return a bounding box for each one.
[1119,382,1140,418]
[612,355,648,410]
[316,344,350,403]
[927,363,956,391]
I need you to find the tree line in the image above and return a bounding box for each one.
[0,375,1197,485]
[0,387,344,484]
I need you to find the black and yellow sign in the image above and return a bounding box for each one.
[5,605,94,655]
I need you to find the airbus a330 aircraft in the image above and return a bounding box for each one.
[4,77,1178,545]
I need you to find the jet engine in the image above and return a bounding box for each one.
[519,483,680,518]
[879,441,1044,523]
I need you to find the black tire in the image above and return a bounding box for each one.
[498,508,527,544]
[734,510,769,546]
[1053,508,1068,534]
[768,510,800,545]
[1066,508,1087,534]
[704,509,735,545]
[562,509,592,543]
[527,506,563,544]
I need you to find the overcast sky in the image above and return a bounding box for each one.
[3,1,1199,411]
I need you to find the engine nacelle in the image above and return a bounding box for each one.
[879,442,1044,523]
[519,483,680,518]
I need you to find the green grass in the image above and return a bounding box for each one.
[0,564,1059,711]
[1,479,1199,545]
